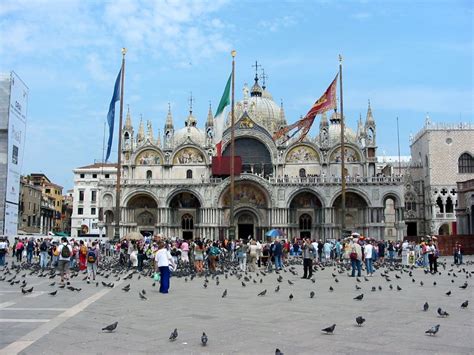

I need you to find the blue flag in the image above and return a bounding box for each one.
[105,68,122,162]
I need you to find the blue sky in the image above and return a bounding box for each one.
[1,0,472,190]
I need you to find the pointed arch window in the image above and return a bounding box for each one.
[186,169,193,179]
[146,170,152,180]
[182,214,194,230]
[299,214,312,230]
[299,168,306,178]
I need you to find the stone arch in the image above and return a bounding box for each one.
[172,145,208,165]
[102,193,114,208]
[328,143,363,163]
[123,190,159,208]
[332,191,370,229]
[134,147,163,166]
[167,189,203,208]
[222,136,273,176]
[234,206,263,241]
[222,130,278,166]
[287,189,325,209]
[219,181,270,209]
[438,223,450,235]
[381,191,403,208]
[284,143,320,163]
[329,189,371,208]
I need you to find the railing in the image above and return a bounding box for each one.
[98,175,404,187]
[457,179,474,191]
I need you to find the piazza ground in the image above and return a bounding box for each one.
[0,256,473,355]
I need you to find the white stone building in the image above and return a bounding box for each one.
[71,163,117,238]
[405,118,474,236]
[73,75,406,241]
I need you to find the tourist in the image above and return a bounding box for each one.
[272,239,283,270]
[236,240,248,271]
[15,239,24,262]
[57,237,72,284]
[137,241,145,271]
[248,240,259,272]
[312,239,319,262]
[317,240,323,261]
[387,241,395,262]
[26,237,35,264]
[350,237,362,277]
[79,240,87,271]
[87,241,99,281]
[454,242,463,265]
[364,240,374,276]
[180,240,189,264]
[335,239,342,261]
[0,237,7,266]
[427,240,438,274]
[323,240,332,261]
[378,240,385,264]
[155,241,175,294]
[193,240,205,273]
[301,238,316,279]
[39,238,49,270]
[208,242,220,271]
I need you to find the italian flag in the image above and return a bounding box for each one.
[214,73,231,156]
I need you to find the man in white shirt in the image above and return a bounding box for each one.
[364,241,374,275]
[0,237,8,266]
[57,237,73,284]
[311,240,319,262]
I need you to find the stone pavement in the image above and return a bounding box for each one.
[0,256,473,355]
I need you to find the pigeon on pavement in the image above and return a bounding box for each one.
[102,321,118,332]
[321,324,336,334]
[169,328,178,341]
[425,324,440,336]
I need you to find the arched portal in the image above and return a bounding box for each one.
[332,192,368,230]
[223,137,272,177]
[236,210,258,241]
[289,191,323,238]
[438,223,450,235]
[169,191,201,240]
[127,194,158,235]
[104,210,114,239]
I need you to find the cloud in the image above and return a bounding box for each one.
[259,15,296,32]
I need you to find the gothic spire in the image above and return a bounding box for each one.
[366,99,374,124]
[124,105,132,129]
[279,99,287,126]
[165,103,174,130]
[206,102,214,127]
[137,115,145,142]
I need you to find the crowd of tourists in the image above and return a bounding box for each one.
[0,233,465,293]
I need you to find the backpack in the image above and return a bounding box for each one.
[87,249,97,263]
[61,244,71,258]
[40,242,47,252]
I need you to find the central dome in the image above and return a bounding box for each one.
[174,126,205,146]
[327,112,357,144]
[227,85,282,133]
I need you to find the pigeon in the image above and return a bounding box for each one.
[275,349,284,355]
[59,284,65,289]
[437,307,449,317]
[257,289,267,297]
[354,294,364,301]
[49,290,58,296]
[289,293,294,301]
[288,280,294,285]
[321,324,336,334]
[102,321,118,332]
[329,286,334,292]
[310,291,315,299]
[371,286,376,292]
[396,285,402,291]
[461,300,468,308]
[222,289,227,298]
[49,282,55,287]
[423,302,429,311]
[141,289,146,295]
[274,285,280,292]
[425,324,440,336]
[138,291,147,300]
[356,316,365,326]
[420,281,424,286]
[355,285,361,290]
[122,284,130,291]
[433,281,436,286]
[241,282,246,287]
[201,332,208,346]
[459,282,468,289]
[446,290,451,296]
[310,278,316,283]
[21,287,33,294]
[169,328,178,341]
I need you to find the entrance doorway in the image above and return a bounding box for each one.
[406,222,417,236]
[183,231,193,240]
[140,230,154,237]
[238,224,253,240]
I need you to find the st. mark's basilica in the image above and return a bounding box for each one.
[83,73,405,241]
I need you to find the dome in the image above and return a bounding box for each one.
[228,89,281,133]
[174,126,206,146]
[327,121,357,145]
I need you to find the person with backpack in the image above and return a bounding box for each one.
[39,238,49,270]
[0,237,7,267]
[26,238,35,264]
[87,241,99,282]
[78,240,88,271]
[15,239,25,262]
[57,237,72,284]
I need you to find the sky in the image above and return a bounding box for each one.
[1,0,472,190]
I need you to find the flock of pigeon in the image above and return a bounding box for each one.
[0,255,472,353]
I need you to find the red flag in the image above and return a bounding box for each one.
[273,74,338,143]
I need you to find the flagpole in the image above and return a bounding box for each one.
[339,54,346,234]
[229,50,236,240]
[397,116,401,175]
[114,48,127,242]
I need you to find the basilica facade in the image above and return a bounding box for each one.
[82,75,405,241]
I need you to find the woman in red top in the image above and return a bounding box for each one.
[78,240,87,270]
[16,239,24,262]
